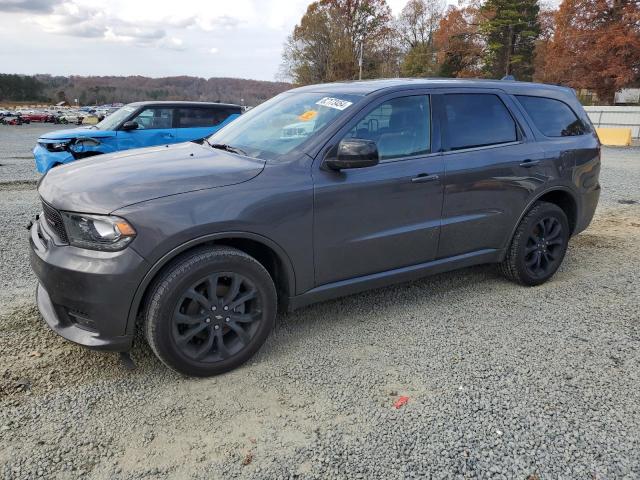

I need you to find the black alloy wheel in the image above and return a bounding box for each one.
[500,201,570,286]
[172,272,262,362]
[144,246,277,377]
[523,216,564,278]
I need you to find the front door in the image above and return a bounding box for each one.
[117,107,177,151]
[313,93,444,286]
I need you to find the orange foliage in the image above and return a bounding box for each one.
[434,5,483,77]
[541,0,640,104]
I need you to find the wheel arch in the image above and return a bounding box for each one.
[126,232,297,336]
[505,186,579,251]
[73,150,104,160]
[535,189,578,234]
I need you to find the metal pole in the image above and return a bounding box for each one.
[358,41,363,81]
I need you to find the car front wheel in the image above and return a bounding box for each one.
[500,201,570,286]
[144,246,277,377]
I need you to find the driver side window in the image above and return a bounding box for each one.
[344,95,431,161]
[131,108,173,130]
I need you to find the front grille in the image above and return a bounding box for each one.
[41,200,68,243]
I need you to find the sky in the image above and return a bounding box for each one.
[0,0,460,82]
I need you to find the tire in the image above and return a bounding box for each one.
[500,201,570,286]
[144,246,277,377]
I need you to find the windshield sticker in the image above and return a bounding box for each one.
[298,110,318,121]
[315,97,353,111]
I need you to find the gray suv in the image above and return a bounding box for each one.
[29,79,601,376]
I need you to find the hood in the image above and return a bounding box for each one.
[38,142,266,214]
[38,127,116,141]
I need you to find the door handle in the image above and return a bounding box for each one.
[519,159,540,167]
[411,173,440,183]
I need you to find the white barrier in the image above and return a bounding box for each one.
[584,106,640,139]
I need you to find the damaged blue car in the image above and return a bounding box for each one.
[33,101,241,173]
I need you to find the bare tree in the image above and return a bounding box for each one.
[397,0,446,50]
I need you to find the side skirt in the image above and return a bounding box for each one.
[287,248,504,312]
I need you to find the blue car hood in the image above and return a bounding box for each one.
[39,127,116,141]
[38,142,266,214]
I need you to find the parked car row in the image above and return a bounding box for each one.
[0,105,121,126]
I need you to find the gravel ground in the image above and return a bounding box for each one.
[0,126,639,479]
[0,124,55,183]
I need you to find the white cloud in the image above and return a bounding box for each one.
[0,0,453,81]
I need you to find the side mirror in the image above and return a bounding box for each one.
[121,120,138,131]
[325,138,379,170]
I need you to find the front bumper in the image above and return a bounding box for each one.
[33,144,74,174]
[29,216,148,351]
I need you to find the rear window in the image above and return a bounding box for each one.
[516,95,588,137]
[443,94,518,150]
[176,107,239,128]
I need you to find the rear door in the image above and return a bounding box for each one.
[313,92,445,285]
[435,89,549,259]
[174,106,241,142]
[116,107,177,150]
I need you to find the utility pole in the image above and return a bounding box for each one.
[358,40,363,81]
[505,24,513,77]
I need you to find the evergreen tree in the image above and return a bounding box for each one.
[480,0,541,80]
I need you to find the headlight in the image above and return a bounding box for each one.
[60,212,136,251]
[45,141,70,152]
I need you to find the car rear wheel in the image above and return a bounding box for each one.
[144,246,277,377]
[500,201,570,286]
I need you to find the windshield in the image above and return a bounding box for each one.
[95,105,136,131]
[207,92,362,160]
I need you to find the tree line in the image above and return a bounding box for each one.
[281,0,640,104]
[0,74,290,107]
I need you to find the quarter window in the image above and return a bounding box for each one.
[344,95,431,161]
[443,94,518,150]
[516,95,587,137]
[131,108,173,130]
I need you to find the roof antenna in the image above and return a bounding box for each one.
[501,75,516,81]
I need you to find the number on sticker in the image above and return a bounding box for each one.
[316,97,353,111]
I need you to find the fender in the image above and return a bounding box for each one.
[502,184,579,254]
[124,231,297,336]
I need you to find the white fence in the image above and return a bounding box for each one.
[584,106,640,138]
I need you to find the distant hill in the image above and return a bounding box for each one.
[0,74,291,106]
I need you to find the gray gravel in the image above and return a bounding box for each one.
[0,123,55,184]
[0,127,639,479]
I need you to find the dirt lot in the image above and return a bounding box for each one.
[0,123,639,479]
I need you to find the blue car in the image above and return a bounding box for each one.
[33,101,241,173]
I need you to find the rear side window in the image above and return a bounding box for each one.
[344,95,431,160]
[443,94,518,150]
[516,95,587,137]
[177,107,238,128]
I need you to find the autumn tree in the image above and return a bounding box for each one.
[397,0,446,77]
[541,0,640,104]
[434,5,484,77]
[531,7,556,82]
[281,0,396,84]
[479,0,541,80]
